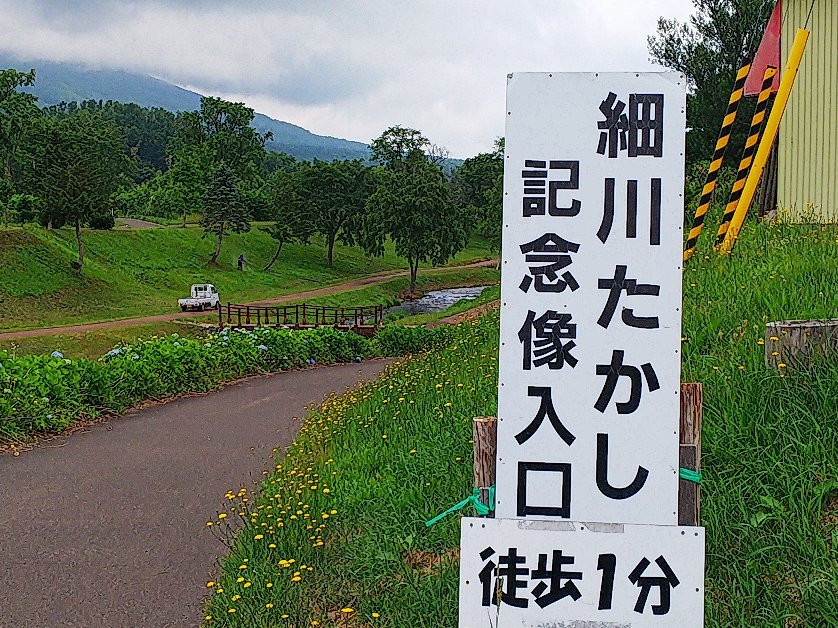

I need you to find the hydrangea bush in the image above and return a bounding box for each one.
[0,325,453,440]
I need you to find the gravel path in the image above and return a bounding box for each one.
[0,259,496,341]
[0,359,393,627]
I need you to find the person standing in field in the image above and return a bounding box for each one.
[237,254,245,271]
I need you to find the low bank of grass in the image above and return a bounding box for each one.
[0,225,493,331]
[205,220,837,627]
[0,321,200,361]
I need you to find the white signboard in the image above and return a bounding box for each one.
[459,517,705,627]
[496,72,687,525]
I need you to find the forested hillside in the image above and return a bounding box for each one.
[0,55,370,162]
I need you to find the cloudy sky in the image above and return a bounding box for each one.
[0,0,695,157]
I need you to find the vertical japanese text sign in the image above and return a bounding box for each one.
[496,72,687,525]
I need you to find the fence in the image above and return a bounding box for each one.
[219,303,384,336]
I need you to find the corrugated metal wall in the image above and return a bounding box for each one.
[778,0,838,222]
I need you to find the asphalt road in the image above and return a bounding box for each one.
[0,359,392,627]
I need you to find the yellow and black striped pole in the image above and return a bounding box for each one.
[715,66,777,246]
[683,63,750,262]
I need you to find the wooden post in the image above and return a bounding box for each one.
[218,303,223,329]
[678,382,702,526]
[473,416,497,517]
[765,319,838,370]
[226,303,232,325]
[246,306,251,325]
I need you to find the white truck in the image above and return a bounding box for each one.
[178,284,220,311]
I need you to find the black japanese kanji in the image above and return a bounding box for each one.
[629,93,665,158]
[522,160,581,217]
[531,550,583,608]
[597,264,660,329]
[519,310,578,371]
[594,349,660,414]
[517,461,572,518]
[497,547,530,608]
[597,92,664,158]
[516,386,575,446]
[598,178,662,245]
[629,555,680,615]
[519,233,580,293]
[597,92,628,158]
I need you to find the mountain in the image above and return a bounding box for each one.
[0,55,371,162]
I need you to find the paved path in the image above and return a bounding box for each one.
[0,259,496,340]
[0,359,392,627]
[115,217,161,229]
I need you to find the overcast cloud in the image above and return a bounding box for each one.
[0,0,695,157]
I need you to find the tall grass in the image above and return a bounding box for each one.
[204,221,837,626]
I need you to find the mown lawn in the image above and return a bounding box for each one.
[204,220,837,627]
[0,226,494,331]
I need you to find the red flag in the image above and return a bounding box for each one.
[745,1,782,95]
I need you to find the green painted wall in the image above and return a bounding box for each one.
[778,0,838,222]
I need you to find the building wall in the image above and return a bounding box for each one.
[778,0,838,222]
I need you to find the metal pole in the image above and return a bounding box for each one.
[715,66,777,246]
[683,63,750,261]
[720,28,810,254]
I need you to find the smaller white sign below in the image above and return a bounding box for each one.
[459,517,705,627]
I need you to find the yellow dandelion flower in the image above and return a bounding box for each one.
[228,608,236,614]
[266,603,274,609]
[236,577,245,583]
[341,607,354,613]
[206,581,215,588]
[372,612,381,618]
[218,513,227,519]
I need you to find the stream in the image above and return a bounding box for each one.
[384,285,490,318]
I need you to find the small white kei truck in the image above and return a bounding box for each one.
[178,284,220,311]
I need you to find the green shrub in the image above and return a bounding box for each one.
[0,323,450,441]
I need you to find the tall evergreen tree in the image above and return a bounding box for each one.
[200,162,251,265]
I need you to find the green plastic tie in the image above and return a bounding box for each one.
[679,467,702,483]
[425,486,495,527]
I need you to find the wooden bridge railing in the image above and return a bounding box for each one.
[219,303,384,335]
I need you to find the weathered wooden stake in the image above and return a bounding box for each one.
[678,382,702,526]
[473,416,497,517]
[765,319,838,370]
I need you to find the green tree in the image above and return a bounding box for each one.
[453,137,504,253]
[173,97,270,181]
[29,111,129,271]
[370,125,430,171]
[648,0,773,163]
[0,68,38,195]
[298,159,372,267]
[200,162,251,265]
[260,168,313,271]
[365,153,469,293]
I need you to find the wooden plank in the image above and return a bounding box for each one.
[473,416,497,517]
[678,382,702,526]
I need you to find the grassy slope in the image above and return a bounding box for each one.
[0,226,493,331]
[204,220,837,627]
[0,321,199,360]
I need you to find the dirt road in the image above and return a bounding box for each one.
[0,359,392,627]
[0,259,496,341]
